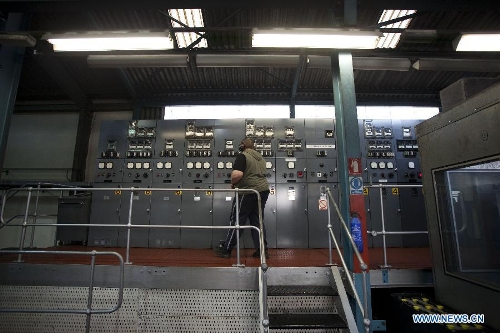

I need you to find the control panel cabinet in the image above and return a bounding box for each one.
[118,184,152,247]
[98,120,128,159]
[276,183,308,248]
[304,119,337,159]
[149,183,182,248]
[88,183,122,247]
[366,187,403,247]
[122,159,153,185]
[214,119,243,185]
[180,184,213,248]
[244,184,278,249]
[152,158,183,184]
[275,119,306,159]
[212,184,235,248]
[360,119,397,184]
[183,119,215,184]
[244,118,277,184]
[306,158,338,183]
[308,183,340,248]
[275,158,307,183]
[94,159,123,183]
[399,187,429,247]
[56,196,91,245]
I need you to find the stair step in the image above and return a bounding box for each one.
[268,285,337,296]
[269,313,347,329]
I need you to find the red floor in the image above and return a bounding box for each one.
[0,246,432,269]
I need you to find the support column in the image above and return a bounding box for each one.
[331,52,371,333]
[0,13,30,173]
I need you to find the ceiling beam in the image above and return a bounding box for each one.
[1,0,497,11]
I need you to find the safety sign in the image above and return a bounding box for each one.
[349,176,363,195]
[318,197,328,211]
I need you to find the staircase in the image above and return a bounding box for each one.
[265,266,358,332]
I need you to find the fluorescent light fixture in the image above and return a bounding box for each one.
[413,58,500,71]
[168,9,207,48]
[0,32,36,47]
[252,28,382,49]
[377,10,416,49]
[308,55,411,71]
[87,54,189,68]
[42,31,174,52]
[455,33,500,51]
[197,54,300,67]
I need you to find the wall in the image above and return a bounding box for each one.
[0,111,132,249]
[2,113,79,182]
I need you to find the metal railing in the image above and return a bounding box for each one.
[0,249,124,333]
[0,185,270,333]
[325,188,370,333]
[364,184,428,268]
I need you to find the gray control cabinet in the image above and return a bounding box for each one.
[183,119,215,184]
[180,184,213,248]
[118,184,151,247]
[56,196,91,244]
[88,183,121,247]
[399,187,428,247]
[149,183,182,248]
[307,183,340,248]
[367,187,403,247]
[243,184,278,249]
[276,183,308,248]
[212,183,235,248]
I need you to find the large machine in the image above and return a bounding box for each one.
[87,117,427,249]
[416,82,500,330]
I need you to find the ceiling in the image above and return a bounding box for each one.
[3,0,500,112]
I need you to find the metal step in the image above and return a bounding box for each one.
[268,313,348,329]
[268,285,338,297]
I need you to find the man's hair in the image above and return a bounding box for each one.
[241,138,254,149]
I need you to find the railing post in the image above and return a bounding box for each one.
[379,186,390,268]
[326,198,334,266]
[17,187,32,262]
[85,251,97,333]
[29,183,41,248]
[233,189,243,267]
[125,188,134,265]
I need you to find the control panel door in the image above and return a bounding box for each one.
[149,183,182,248]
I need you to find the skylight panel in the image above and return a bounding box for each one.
[168,9,207,48]
[376,10,416,49]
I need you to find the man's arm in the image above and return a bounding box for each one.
[231,153,246,188]
[231,170,244,187]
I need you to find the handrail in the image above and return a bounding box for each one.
[325,188,370,333]
[0,250,124,333]
[0,185,269,332]
[363,183,428,268]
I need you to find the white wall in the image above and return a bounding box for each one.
[2,113,79,181]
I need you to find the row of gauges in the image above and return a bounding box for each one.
[369,161,395,169]
[186,162,211,169]
[98,162,114,169]
[368,161,418,169]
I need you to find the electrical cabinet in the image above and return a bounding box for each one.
[88,183,121,247]
[276,183,308,248]
[149,183,182,248]
[118,184,151,247]
[56,196,91,244]
[180,184,213,248]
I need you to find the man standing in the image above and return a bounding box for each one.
[214,138,270,259]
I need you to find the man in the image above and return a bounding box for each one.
[214,138,270,259]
